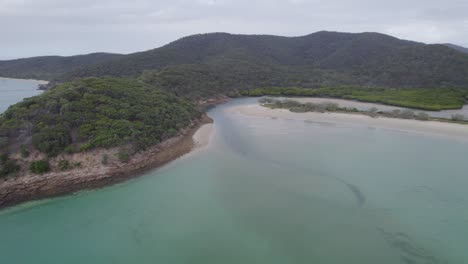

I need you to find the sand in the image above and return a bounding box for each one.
[0,77,49,85]
[227,103,468,140]
[192,123,214,148]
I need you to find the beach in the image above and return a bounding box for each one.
[0,77,49,85]
[193,123,214,148]
[227,103,468,140]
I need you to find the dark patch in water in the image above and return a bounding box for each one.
[343,182,366,207]
[377,227,441,264]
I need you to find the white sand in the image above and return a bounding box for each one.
[192,124,214,148]
[227,104,468,140]
[0,77,49,85]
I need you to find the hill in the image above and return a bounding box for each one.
[443,43,468,54]
[54,31,468,93]
[0,53,123,80]
[0,77,200,177]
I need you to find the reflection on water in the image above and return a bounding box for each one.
[0,98,467,264]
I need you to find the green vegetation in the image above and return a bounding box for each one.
[260,98,468,123]
[58,160,71,171]
[3,32,468,92]
[244,87,467,111]
[20,144,29,158]
[0,53,123,80]
[451,114,466,121]
[0,77,201,176]
[57,160,82,171]
[0,153,20,178]
[29,160,50,174]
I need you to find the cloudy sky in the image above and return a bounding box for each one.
[1,0,467,59]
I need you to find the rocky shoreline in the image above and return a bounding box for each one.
[0,114,213,210]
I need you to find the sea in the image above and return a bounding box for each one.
[0,80,467,263]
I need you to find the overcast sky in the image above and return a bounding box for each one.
[1,0,467,59]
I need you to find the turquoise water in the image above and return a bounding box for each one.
[1,98,468,263]
[0,78,43,113]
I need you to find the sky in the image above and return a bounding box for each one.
[1,0,468,59]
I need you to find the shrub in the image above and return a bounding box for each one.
[117,149,131,163]
[29,160,50,174]
[415,112,430,121]
[20,144,30,158]
[79,142,93,152]
[451,114,465,121]
[58,160,71,171]
[64,145,76,154]
[399,109,415,119]
[0,155,20,178]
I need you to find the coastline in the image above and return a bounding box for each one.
[265,96,468,120]
[0,114,213,210]
[230,103,468,140]
[0,77,49,85]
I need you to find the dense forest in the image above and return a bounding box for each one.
[444,43,468,54]
[0,78,200,176]
[2,31,468,92]
[0,53,123,80]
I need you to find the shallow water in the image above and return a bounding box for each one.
[0,77,43,113]
[1,98,468,263]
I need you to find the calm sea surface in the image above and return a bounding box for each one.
[0,83,467,263]
[0,78,43,113]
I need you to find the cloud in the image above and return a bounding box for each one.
[0,0,467,59]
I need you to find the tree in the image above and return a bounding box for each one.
[29,160,50,174]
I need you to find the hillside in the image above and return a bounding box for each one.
[0,53,123,80]
[52,31,468,93]
[0,77,200,177]
[444,43,468,54]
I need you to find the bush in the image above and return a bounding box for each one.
[0,156,20,178]
[58,160,71,171]
[399,109,415,119]
[117,149,131,163]
[64,145,76,154]
[451,114,465,121]
[20,144,30,158]
[29,160,50,174]
[415,112,430,121]
[79,142,93,152]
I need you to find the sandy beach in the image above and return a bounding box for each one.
[192,123,214,148]
[0,77,49,85]
[228,103,468,140]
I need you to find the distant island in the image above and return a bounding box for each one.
[1,30,468,208]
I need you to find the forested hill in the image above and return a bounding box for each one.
[0,78,201,177]
[2,31,468,94]
[56,32,468,89]
[444,43,468,54]
[0,52,123,80]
